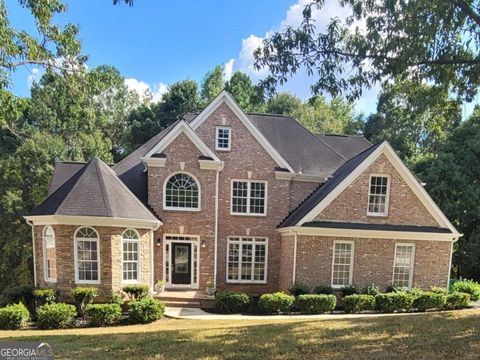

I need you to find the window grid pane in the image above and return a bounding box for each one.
[227,237,267,283]
[44,226,57,281]
[216,127,231,149]
[393,245,414,287]
[76,227,99,282]
[122,238,139,282]
[332,243,353,286]
[368,176,389,214]
[165,173,199,209]
[231,181,266,215]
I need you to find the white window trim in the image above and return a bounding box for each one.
[43,225,56,283]
[74,226,101,285]
[226,236,268,284]
[163,171,201,212]
[392,243,415,288]
[215,126,231,151]
[331,240,355,289]
[230,179,268,216]
[367,174,391,217]
[121,229,141,284]
[162,234,200,289]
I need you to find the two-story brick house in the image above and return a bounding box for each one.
[25,91,461,299]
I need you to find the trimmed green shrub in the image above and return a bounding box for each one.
[2,285,35,313]
[362,284,380,296]
[450,280,480,301]
[296,294,336,314]
[85,303,122,327]
[258,292,295,314]
[431,287,448,295]
[313,285,333,295]
[343,294,376,313]
[71,287,98,316]
[111,291,124,305]
[123,284,150,300]
[288,282,310,296]
[36,303,77,329]
[385,284,402,293]
[33,288,58,306]
[215,291,251,314]
[0,303,30,330]
[128,299,165,324]
[412,292,447,312]
[341,285,357,297]
[445,292,471,310]
[406,287,424,297]
[375,292,414,313]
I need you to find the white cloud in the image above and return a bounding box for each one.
[27,67,41,87]
[125,78,168,102]
[223,58,235,81]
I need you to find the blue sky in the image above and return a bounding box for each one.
[7,0,478,116]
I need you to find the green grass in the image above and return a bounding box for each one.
[1,309,480,359]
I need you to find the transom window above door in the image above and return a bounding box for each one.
[231,180,267,215]
[164,173,200,211]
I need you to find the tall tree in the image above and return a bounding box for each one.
[364,81,462,162]
[225,72,264,112]
[255,1,480,102]
[201,65,224,104]
[266,92,302,115]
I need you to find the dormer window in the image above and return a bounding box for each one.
[367,175,390,216]
[216,127,231,151]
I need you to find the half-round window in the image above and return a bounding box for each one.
[164,173,200,210]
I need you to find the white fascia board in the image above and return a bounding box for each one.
[24,215,162,230]
[277,226,460,242]
[190,91,295,173]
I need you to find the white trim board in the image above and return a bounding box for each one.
[144,121,221,162]
[295,141,460,235]
[189,91,295,173]
[24,215,161,230]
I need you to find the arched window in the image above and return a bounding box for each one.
[43,226,57,282]
[122,229,140,283]
[164,173,200,210]
[74,227,100,284]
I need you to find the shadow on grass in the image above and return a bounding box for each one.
[2,311,480,359]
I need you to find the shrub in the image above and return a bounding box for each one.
[406,287,424,297]
[215,291,251,313]
[71,287,98,316]
[375,292,414,313]
[362,284,380,296]
[128,299,165,324]
[85,303,122,327]
[431,287,448,295]
[385,284,402,293]
[36,303,76,329]
[412,292,447,312]
[341,285,357,297]
[450,280,480,301]
[296,294,336,314]
[2,285,35,312]
[343,295,376,313]
[258,292,295,314]
[313,285,333,295]
[123,284,150,300]
[111,291,124,305]
[288,282,310,296]
[0,303,30,330]
[33,288,58,306]
[445,292,471,310]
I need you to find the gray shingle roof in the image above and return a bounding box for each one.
[279,143,381,227]
[315,134,372,160]
[48,161,85,196]
[31,157,158,221]
[302,221,452,233]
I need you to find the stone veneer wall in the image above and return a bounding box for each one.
[34,224,152,301]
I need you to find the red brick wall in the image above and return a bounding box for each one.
[34,225,152,301]
[316,154,440,226]
[294,235,452,290]
[279,235,295,291]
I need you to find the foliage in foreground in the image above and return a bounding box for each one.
[296,294,336,314]
[0,303,30,330]
[128,299,165,324]
[258,292,295,314]
[36,303,77,329]
[343,294,376,313]
[450,280,480,301]
[85,303,122,327]
[215,291,251,314]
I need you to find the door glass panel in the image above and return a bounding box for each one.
[175,245,189,274]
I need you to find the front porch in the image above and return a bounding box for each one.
[155,290,215,308]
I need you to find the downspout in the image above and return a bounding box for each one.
[213,164,224,288]
[292,232,297,285]
[26,220,37,287]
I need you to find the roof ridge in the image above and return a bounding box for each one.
[316,136,348,161]
[94,158,113,218]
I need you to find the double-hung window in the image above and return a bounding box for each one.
[122,229,140,283]
[43,226,57,282]
[231,180,267,215]
[216,127,231,151]
[393,244,415,288]
[74,227,100,284]
[331,241,354,288]
[227,237,267,283]
[368,175,390,216]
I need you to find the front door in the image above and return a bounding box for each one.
[171,243,191,285]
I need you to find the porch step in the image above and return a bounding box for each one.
[155,290,215,309]
[164,300,202,308]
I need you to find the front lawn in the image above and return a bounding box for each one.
[1,309,479,359]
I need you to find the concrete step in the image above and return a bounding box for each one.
[164,300,202,308]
